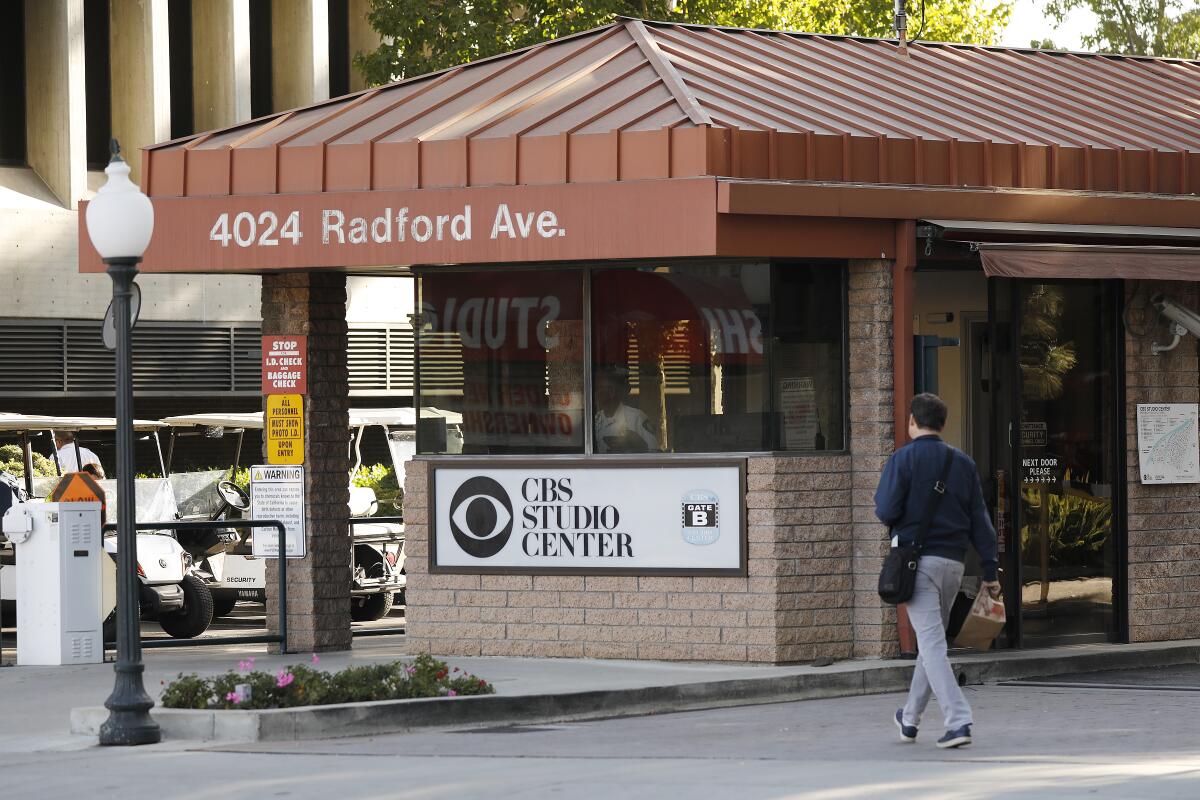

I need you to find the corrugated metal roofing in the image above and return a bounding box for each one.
[145,18,1200,197]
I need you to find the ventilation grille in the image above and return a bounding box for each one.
[0,320,416,397]
[0,320,262,396]
[348,325,414,395]
[417,331,465,395]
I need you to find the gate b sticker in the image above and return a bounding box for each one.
[266,394,304,465]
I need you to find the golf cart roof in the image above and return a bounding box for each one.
[0,413,165,433]
[159,407,462,430]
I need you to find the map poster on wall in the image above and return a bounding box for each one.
[781,377,819,450]
[1136,404,1200,485]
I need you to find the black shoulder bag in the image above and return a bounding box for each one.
[877,446,956,606]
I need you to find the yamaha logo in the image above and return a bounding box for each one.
[448,476,514,558]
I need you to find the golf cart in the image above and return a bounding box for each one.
[0,413,215,640]
[159,407,460,621]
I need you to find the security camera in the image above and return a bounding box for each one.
[1151,294,1200,354]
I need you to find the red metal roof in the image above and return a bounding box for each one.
[145,18,1200,198]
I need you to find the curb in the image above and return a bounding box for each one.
[69,643,1200,743]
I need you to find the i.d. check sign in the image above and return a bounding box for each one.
[267,394,304,465]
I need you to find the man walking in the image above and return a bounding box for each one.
[875,393,999,749]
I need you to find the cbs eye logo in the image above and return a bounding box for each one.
[448,476,514,558]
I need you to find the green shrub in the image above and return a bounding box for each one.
[160,653,493,710]
[351,463,402,515]
[0,444,57,478]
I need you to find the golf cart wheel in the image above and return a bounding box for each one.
[211,590,238,618]
[351,591,394,622]
[159,575,214,639]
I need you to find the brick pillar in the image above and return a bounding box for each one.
[848,260,900,658]
[262,272,352,653]
[1124,282,1200,642]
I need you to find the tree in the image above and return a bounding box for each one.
[1041,0,1200,58]
[355,0,1013,86]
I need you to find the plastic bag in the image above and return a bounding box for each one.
[952,589,1006,651]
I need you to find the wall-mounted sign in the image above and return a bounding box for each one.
[1136,403,1200,484]
[781,377,819,450]
[266,394,305,465]
[262,335,307,394]
[1021,455,1059,486]
[250,465,306,558]
[1020,421,1047,448]
[431,461,744,574]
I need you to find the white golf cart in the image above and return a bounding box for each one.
[158,407,461,622]
[0,413,215,639]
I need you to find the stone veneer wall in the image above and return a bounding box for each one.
[262,272,353,653]
[403,259,899,663]
[1124,281,1200,642]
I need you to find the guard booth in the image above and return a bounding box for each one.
[80,19,1200,661]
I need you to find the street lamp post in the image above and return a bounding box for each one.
[86,140,160,746]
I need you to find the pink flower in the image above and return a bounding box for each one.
[405,665,416,675]
[276,670,295,689]
[226,691,241,703]
[238,657,255,672]
[447,689,457,697]
[311,653,320,665]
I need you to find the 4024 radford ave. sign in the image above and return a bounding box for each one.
[208,203,565,249]
[431,462,745,575]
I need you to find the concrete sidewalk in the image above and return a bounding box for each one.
[4,636,1199,748]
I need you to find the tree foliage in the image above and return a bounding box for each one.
[355,0,1014,86]
[1040,0,1200,58]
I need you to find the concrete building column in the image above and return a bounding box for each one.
[24,0,87,207]
[272,0,329,111]
[348,0,382,91]
[848,260,900,658]
[262,272,352,653]
[109,0,171,185]
[192,0,251,131]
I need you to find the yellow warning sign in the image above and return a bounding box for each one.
[266,394,305,465]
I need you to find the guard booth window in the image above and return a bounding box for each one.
[416,262,846,455]
[417,269,585,455]
[592,263,845,453]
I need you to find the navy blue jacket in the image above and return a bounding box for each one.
[874,435,999,582]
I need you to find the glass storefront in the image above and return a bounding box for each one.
[416,261,846,455]
[1014,281,1118,644]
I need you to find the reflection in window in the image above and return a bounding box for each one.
[592,263,845,453]
[417,270,584,454]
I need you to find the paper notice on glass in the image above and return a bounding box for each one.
[1136,404,1200,484]
[781,377,819,450]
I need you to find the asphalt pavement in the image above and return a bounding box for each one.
[5,678,1200,799]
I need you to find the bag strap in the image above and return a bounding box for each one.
[914,445,956,551]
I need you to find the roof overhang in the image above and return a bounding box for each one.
[717,180,1200,229]
[978,243,1200,280]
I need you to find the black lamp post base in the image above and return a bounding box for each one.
[99,712,161,746]
[99,662,160,745]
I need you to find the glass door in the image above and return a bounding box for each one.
[989,279,1121,646]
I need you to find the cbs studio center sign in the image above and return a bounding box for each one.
[431,462,745,574]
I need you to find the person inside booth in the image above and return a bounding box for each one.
[594,366,658,454]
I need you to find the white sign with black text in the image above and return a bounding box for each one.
[432,464,743,572]
[250,464,306,558]
[1136,404,1200,485]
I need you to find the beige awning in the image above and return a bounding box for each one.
[979,244,1200,281]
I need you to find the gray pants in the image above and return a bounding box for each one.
[901,555,973,731]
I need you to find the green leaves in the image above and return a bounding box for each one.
[159,654,496,710]
[1040,0,1200,58]
[354,0,1017,86]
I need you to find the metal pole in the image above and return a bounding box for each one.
[19,432,33,497]
[98,257,160,746]
[278,521,288,654]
